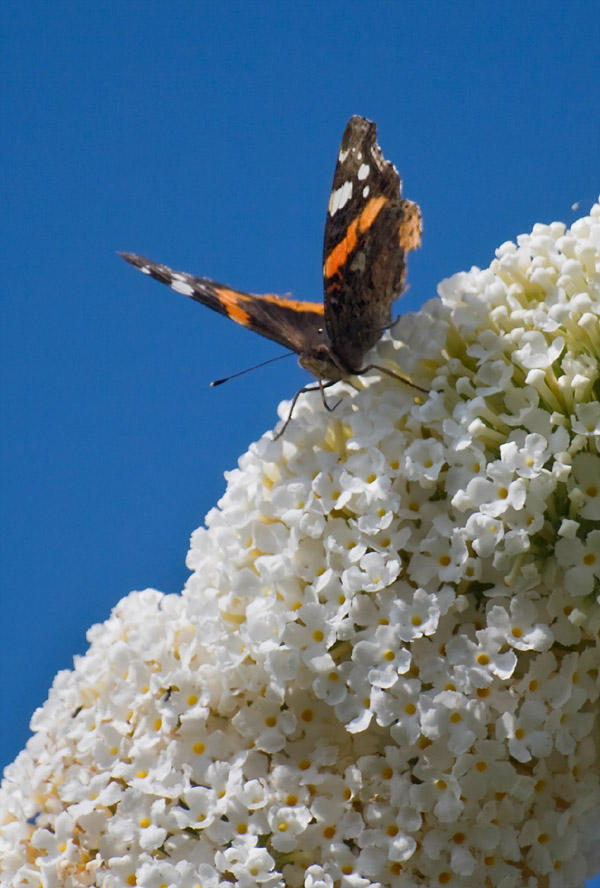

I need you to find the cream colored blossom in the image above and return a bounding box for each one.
[1,203,600,888]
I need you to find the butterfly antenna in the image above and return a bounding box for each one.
[210,352,294,387]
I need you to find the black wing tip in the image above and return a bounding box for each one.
[347,113,374,126]
[119,251,147,268]
[345,115,376,138]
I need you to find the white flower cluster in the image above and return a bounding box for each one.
[2,203,600,888]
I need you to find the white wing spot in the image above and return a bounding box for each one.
[338,148,349,163]
[357,152,362,161]
[350,250,366,272]
[362,185,370,198]
[358,163,370,180]
[170,277,195,296]
[140,265,152,275]
[328,179,353,216]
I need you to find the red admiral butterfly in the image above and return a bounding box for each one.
[121,116,423,436]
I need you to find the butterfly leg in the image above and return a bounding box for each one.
[319,377,342,412]
[357,364,428,394]
[273,380,338,440]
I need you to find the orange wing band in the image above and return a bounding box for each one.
[323,196,388,279]
[214,287,252,325]
[214,286,324,324]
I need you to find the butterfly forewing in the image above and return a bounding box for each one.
[120,252,326,357]
[322,116,422,372]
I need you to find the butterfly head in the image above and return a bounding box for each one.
[297,331,348,382]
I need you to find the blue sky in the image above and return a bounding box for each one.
[2,2,599,878]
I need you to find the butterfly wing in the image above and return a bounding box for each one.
[120,252,326,357]
[322,116,422,372]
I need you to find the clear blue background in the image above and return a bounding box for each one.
[2,3,599,880]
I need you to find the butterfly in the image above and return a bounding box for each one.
[121,115,423,437]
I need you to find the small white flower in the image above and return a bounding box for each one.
[401,438,446,483]
[571,401,600,437]
[570,451,600,519]
[497,700,553,763]
[500,433,549,478]
[267,803,312,853]
[555,529,600,596]
[512,330,564,369]
[342,550,402,594]
[304,864,334,888]
[408,526,469,585]
[487,595,554,652]
[388,587,440,641]
[457,464,527,517]
[464,511,504,557]
[353,625,411,689]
